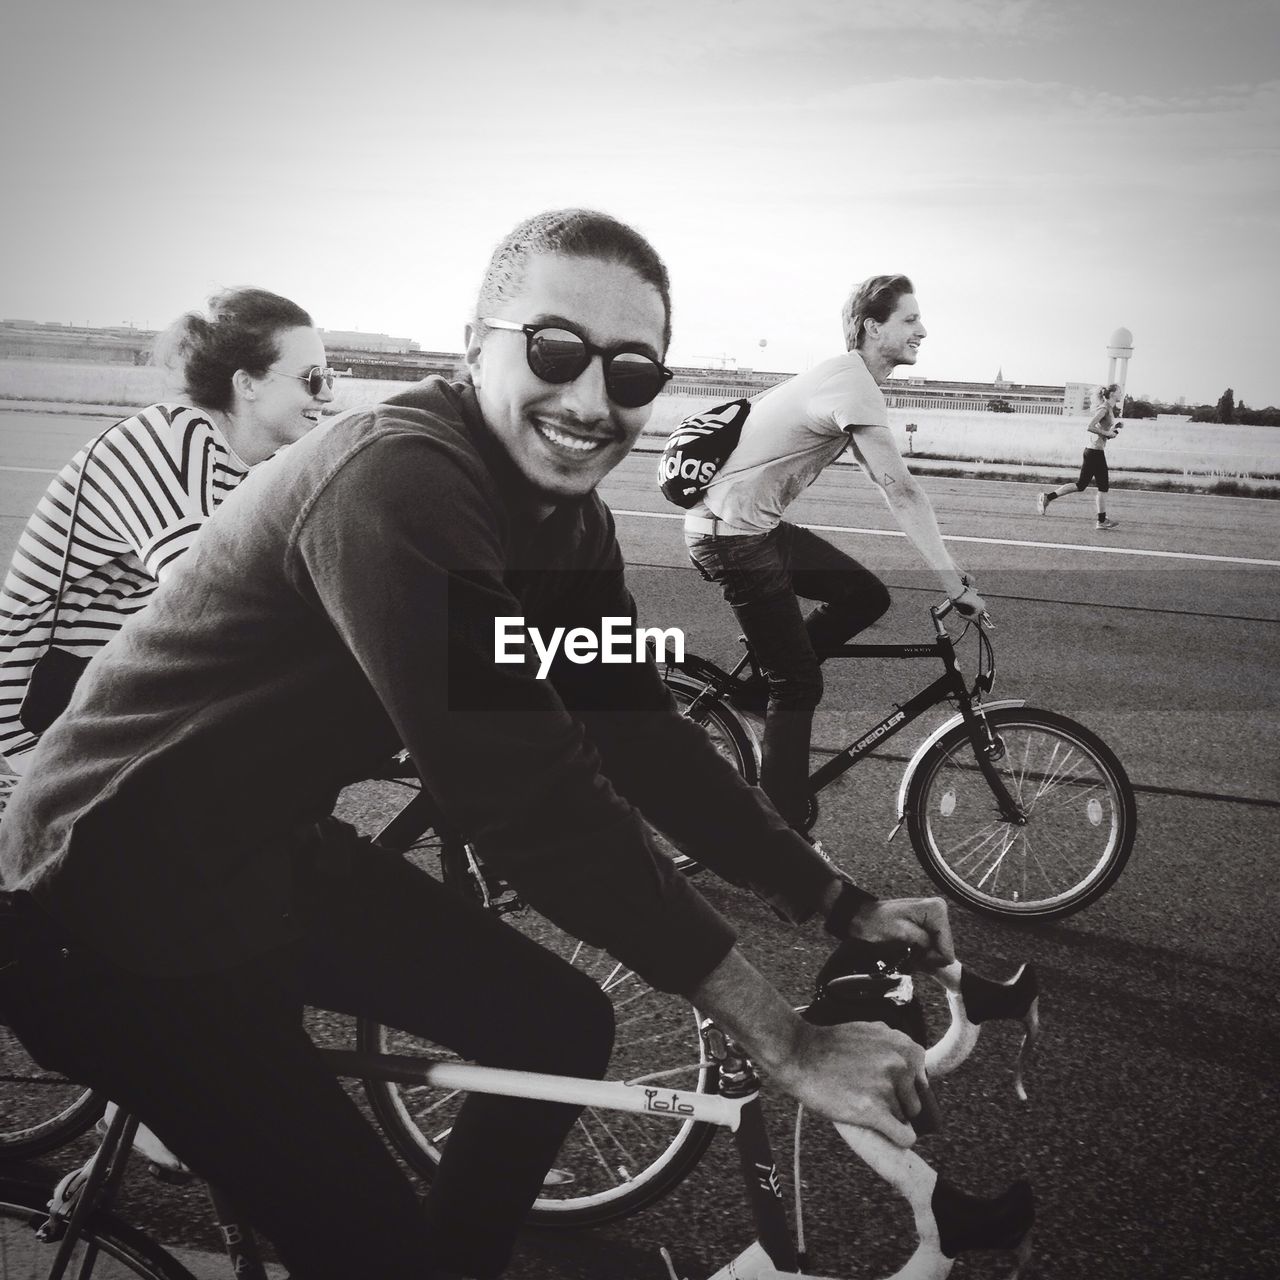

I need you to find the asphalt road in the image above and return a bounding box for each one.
[2,410,1278,1278]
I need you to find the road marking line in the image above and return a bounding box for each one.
[610,509,1280,568]
[0,465,59,475]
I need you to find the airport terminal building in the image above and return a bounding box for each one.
[0,320,1090,415]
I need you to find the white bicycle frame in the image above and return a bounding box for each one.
[326,956,1036,1280]
[34,959,1036,1280]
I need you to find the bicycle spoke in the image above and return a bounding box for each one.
[909,710,1134,919]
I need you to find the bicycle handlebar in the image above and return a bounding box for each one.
[932,594,993,630]
[813,946,1039,1276]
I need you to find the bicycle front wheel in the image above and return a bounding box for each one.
[0,1029,104,1160]
[0,1178,196,1279]
[359,863,717,1228]
[905,707,1137,921]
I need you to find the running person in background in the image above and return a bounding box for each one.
[684,274,985,833]
[0,212,954,1280]
[1037,383,1121,529]
[0,287,334,780]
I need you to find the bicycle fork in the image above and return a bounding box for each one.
[660,1023,799,1280]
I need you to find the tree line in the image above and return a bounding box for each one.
[1123,390,1280,426]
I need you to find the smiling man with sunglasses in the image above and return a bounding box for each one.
[0,210,955,1280]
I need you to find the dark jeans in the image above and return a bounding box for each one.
[686,521,890,829]
[0,829,614,1280]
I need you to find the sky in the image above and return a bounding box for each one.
[2,0,1277,407]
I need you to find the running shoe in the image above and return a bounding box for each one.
[1096,518,1119,530]
[1036,492,1049,515]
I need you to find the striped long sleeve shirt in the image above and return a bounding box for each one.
[0,403,248,762]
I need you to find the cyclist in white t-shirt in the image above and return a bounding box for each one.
[1036,384,1122,529]
[684,275,984,833]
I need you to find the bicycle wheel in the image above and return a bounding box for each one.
[0,1028,104,1160]
[905,707,1137,921]
[359,842,717,1228]
[0,1178,196,1279]
[662,671,759,786]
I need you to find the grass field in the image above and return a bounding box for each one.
[3,360,1277,485]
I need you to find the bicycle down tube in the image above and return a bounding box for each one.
[805,638,1024,825]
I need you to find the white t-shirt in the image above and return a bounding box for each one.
[1085,404,1114,451]
[687,351,887,534]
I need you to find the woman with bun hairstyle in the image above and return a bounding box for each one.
[0,287,334,776]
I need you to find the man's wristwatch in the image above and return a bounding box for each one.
[824,879,878,940]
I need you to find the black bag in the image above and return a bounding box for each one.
[656,398,751,508]
[19,647,92,736]
[17,429,110,736]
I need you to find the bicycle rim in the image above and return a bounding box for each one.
[663,673,759,786]
[359,915,717,1227]
[0,1028,104,1159]
[0,1178,196,1279]
[906,707,1136,920]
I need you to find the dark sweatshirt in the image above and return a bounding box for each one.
[0,379,841,990]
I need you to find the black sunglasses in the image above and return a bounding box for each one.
[270,365,338,396]
[482,318,672,409]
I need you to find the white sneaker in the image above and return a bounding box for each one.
[1036,492,1049,515]
[1096,518,1119,530]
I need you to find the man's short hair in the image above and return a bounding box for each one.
[842,275,914,351]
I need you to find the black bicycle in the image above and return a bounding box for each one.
[660,598,1137,923]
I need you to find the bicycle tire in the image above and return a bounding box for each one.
[905,706,1137,921]
[662,670,759,786]
[0,1177,196,1280]
[0,1029,105,1160]
[359,833,719,1228]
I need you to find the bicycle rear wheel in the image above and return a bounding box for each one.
[359,839,717,1229]
[662,671,759,786]
[0,1028,104,1160]
[0,1178,195,1279]
[905,707,1137,921]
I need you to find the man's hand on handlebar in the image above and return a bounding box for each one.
[952,579,986,619]
[845,896,956,971]
[772,1019,929,1147]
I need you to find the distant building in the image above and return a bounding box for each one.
[884,369,1091,416]
[664,365,790,399]
[0,321,1108,411]
[318,329,420,354]
[0,319,153,365]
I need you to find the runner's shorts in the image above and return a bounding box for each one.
[1076,447,1109,492]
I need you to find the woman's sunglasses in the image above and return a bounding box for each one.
[482,318,672,409]
[270,365,338,397]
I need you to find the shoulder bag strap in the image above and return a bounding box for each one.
[43,423,119,647]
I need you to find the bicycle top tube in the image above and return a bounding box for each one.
[320,1048,748,1130]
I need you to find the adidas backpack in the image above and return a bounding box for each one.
[656,398,752,508]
